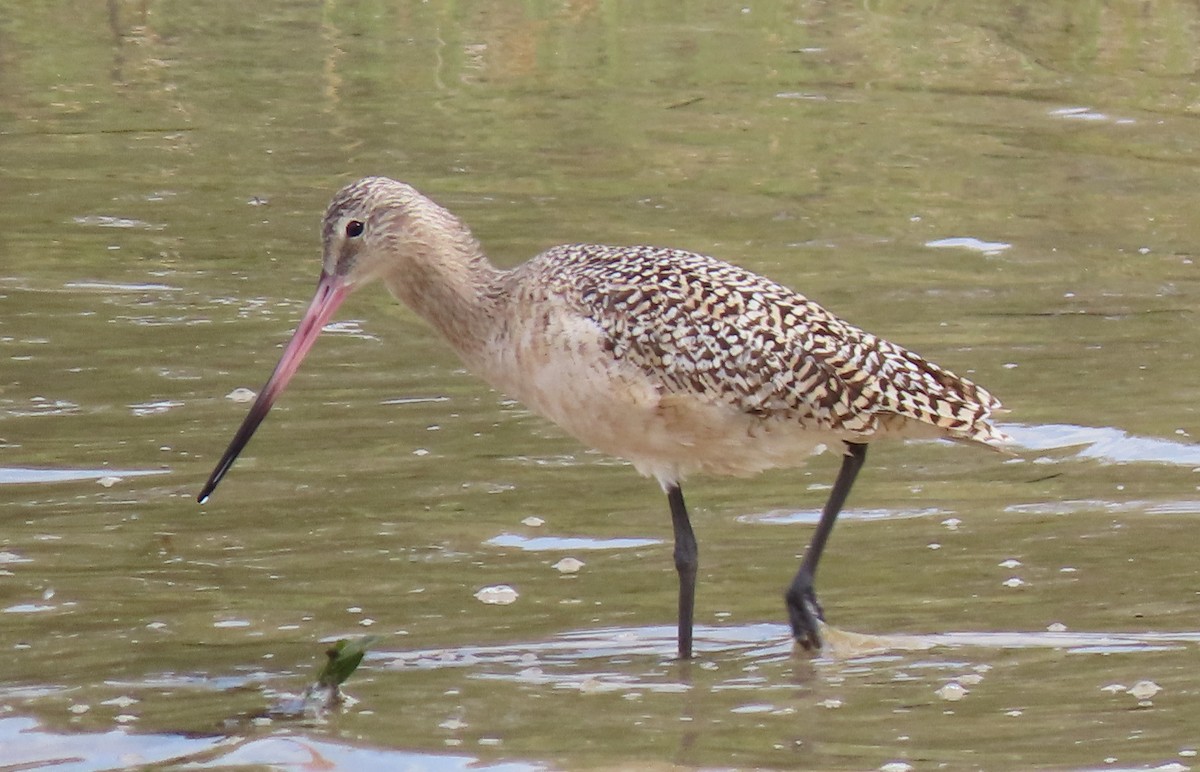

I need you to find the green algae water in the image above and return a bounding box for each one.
[1,1,1199,768]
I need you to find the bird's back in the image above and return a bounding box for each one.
[505,244,1009,452]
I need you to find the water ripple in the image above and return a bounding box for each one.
[485,533,661,551]
[1004,423,1200,466]
[0,716,540,772]
[924,236,1011,255]
[0,467,169,485]
[376,622,1200,677]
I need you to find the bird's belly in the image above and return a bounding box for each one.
[476,335,837,484]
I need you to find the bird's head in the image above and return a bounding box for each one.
[197,176,429,503]
[319,176,430,291]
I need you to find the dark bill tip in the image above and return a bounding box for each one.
[197,271,348,504]
[196,390,275,503]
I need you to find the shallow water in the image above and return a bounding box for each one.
[2,1,1199,769]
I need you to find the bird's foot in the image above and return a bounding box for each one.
[785,573,825,651]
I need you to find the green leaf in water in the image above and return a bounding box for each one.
[316,635,378,689]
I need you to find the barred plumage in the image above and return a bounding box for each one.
[521,243,1007,444]
[200,176,1013,659]
[471,241,1010,485]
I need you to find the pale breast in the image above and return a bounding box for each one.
[475,296,843,484]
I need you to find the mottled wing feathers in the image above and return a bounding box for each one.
[530,244,1008,447]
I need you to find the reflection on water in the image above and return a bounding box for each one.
[484,533,662,551]
[1006,423,1200,466]
[924,236,1013,255]
[384,622,1200,674]
[1006,499,1200,517]
[1049,106,1137,125]
[0,715,546,771]
[6,621,1197,769]
[0,467,169,485]
[740,507,947,525]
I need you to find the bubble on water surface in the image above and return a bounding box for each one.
[925,236,1011,256]
[226,387,256,403]
[1049,106,1135,125]
[1129,680,1162,700]
[474,585,519,605]
[129,400,183,416]
[935,682,968,701]
[439,716,467,731]
[100,696,138,709]
[552,557,584,574]
[321,320,378,340]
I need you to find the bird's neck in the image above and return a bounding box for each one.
[379,221,506,364]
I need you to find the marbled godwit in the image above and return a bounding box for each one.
[198,177,1011,659]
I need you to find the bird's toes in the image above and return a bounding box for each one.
[793,623,820,651]
[795,616,823,652]
[785,590,825,652]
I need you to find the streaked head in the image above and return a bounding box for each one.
[319,176,431,290]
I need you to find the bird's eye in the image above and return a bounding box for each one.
[345,220,365,238]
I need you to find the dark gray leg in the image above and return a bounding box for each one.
[785,442,868,650]
[667,484,697,659]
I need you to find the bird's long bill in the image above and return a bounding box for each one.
[197,271,349,504]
